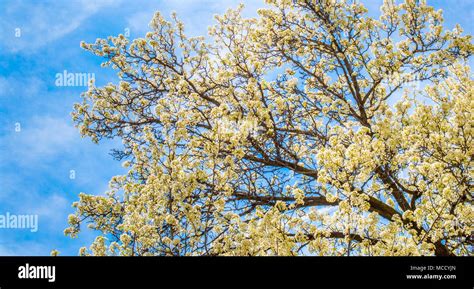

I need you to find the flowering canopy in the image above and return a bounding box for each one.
[66,0,473,256]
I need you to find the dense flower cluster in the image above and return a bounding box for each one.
[66,0,473,256]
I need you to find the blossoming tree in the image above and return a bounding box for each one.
[66,0,473,256]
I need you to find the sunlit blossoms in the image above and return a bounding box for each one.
[66,0,473,256]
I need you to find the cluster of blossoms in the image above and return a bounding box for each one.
[65,0,473,256]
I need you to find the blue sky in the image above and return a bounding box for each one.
[0,0,472,256]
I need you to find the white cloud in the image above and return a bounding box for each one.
[1,0,122,52]
[127,11,154,35]
[18,116,77,157]
[31,194,69,218]
[0,115,78,170]
[0,76,45,98]
[0,244,16,256]
[0,242,54,256]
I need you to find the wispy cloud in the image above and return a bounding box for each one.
[0,76,45,100]
[0,0,122,53]
[1,116,76,165]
